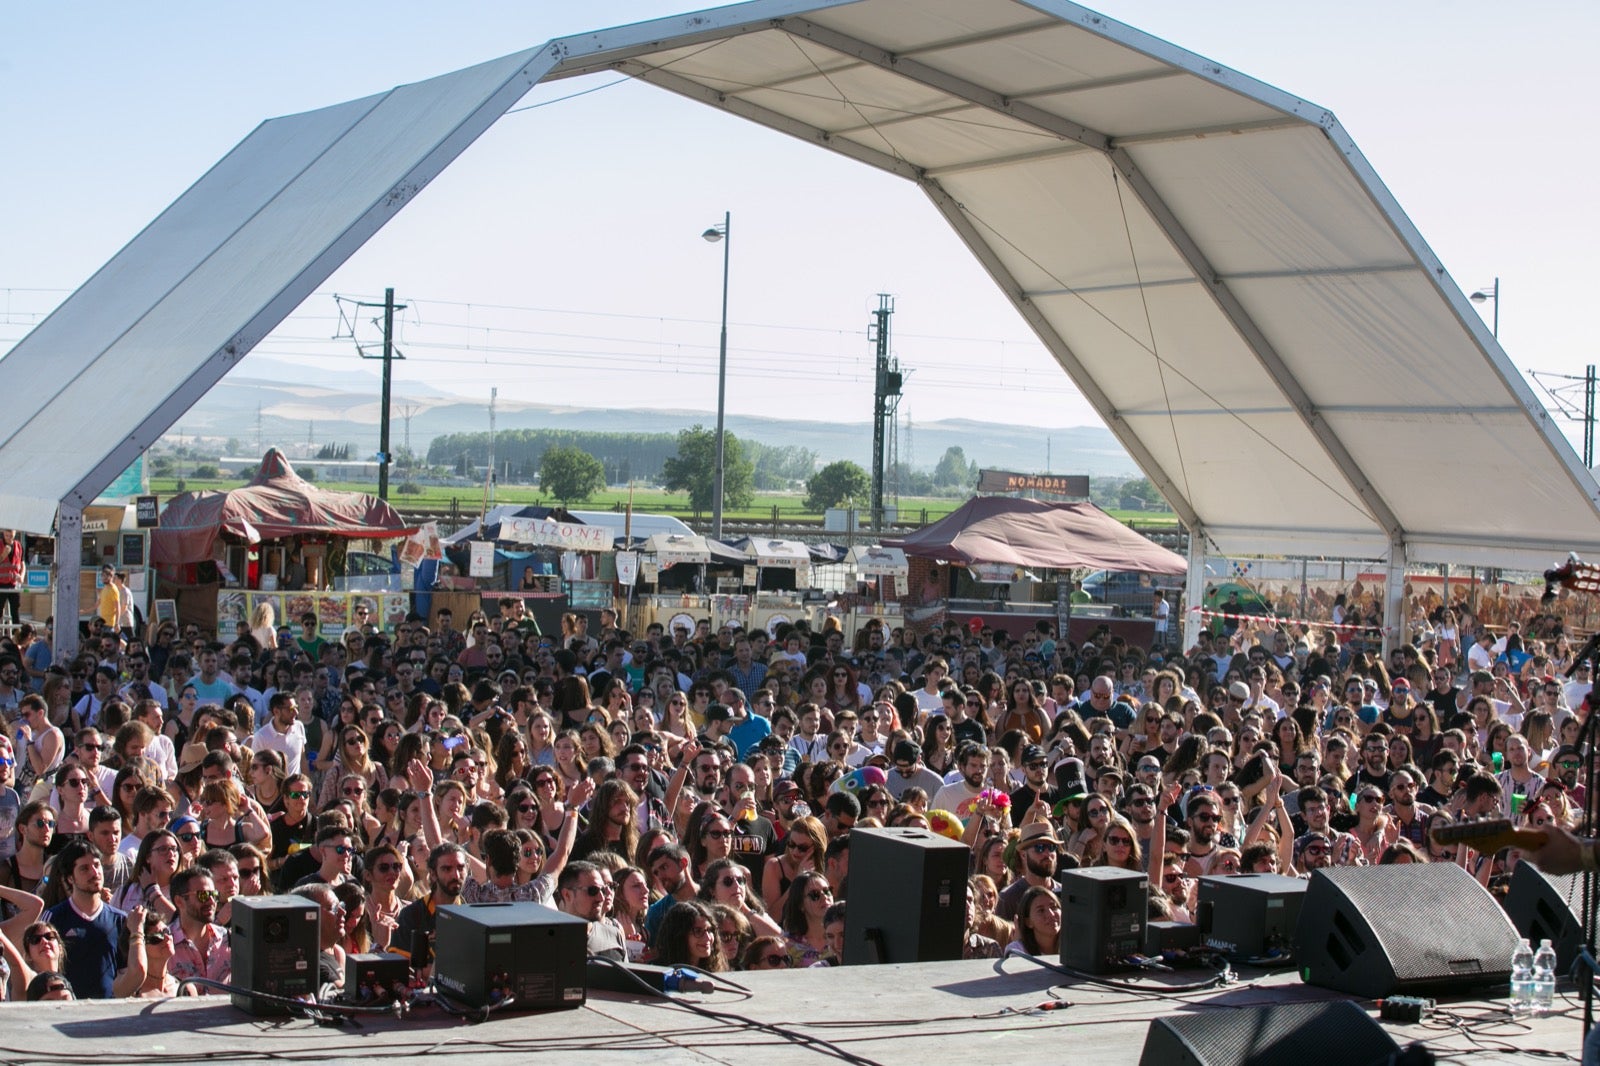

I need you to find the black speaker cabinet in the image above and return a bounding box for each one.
[1295,864,1519,997]
[1139,1001,1399,1066]
[230,893,321,1015]
[1197,873,1306,962]
[843,827,969,965]
[344,952,410,1005]
[1060,866,1147,974]
[1503,862,1584,971]
[434,902,587,1011]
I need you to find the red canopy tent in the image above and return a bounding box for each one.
[152,448,416,568]
[885,497,1185,573]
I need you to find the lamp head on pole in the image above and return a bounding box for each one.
[1470,289,1492,304]
[701,227,724,243]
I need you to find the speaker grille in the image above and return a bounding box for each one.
[1504,863,1584,970]
[1297,864,1519,997]
[1140,1001,1398,1066]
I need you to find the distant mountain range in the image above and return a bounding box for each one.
[167,358,1140,477]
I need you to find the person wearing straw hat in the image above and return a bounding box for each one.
[995,821,1063,922]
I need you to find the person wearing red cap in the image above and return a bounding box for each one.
[1380,678,1419,736]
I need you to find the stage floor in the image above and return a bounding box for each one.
[0,959,1582,1065]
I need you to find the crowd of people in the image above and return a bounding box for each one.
[0,592,1590,1001]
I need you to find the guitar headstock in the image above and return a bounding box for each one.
[1430,818,1547,854]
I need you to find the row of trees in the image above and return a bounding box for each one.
[154,430,1166,514]
[539,426,975,513]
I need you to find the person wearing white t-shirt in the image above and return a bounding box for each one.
[913,658,949,716]
[1564,663,1593,718]
[844,703,891,767]
[1466,631,1495,673]
[251,692,308,775]
[932,744,992,821]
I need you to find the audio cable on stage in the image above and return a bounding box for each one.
[585,954,886,1066]
[1001,947,1235,996]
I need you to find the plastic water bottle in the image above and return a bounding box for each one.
[1532,938,1557,1016]
[1509,938,1534,1017]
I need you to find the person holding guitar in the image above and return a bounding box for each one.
[1521,820,1598,877]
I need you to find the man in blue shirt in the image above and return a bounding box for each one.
[45,839,136,998]
[725,687,772,759]
[643,842,698,947]
[189,647,237,705]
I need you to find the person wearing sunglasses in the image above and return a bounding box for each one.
[4,800,56,893]
[995,822,1064,922]
[778,869,834,966]
[8,921,62,1002]
[1180,792,1226,876]
[50,763,97,838]
[697,857,782,939]
[10,695,65,801]
[555,860,626,962]
[739,933,795,971]
[165,867,229,991]
[1154,853,1196,923]
[266,774,316,890]
[1293,789,1366,868]
[654,898,724,972]
[463,814,578,907]
[294,827,356,889]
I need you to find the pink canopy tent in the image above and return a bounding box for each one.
[885,498,1186,574]
[151,448,416,567]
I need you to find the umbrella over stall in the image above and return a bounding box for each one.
[885,497,1185,574]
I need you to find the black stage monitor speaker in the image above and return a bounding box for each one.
[1139,1001,1399,1066]
[230,893,321,1015]
[1197,873,1307,962]
[344,952,411,1005]
[434,902,587,1011]
[843,827,969,965]
[1059,866,1147,974]
[1295,864,1519,997]
[1504,862,1583,971]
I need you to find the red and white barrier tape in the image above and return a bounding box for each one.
[1190,607,1394,633]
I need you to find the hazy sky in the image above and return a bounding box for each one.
[4,1,1597,450]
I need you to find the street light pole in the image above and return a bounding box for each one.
[1470,276,1499,338]
[702,212,730,540]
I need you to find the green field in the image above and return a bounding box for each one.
[146,476,1176,529]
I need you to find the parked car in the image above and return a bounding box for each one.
[344,549,395,577]
[1078,569,1184,615]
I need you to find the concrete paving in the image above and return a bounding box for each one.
[0,959,1583,1065]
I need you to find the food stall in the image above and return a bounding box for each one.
[438,507,616,631]
[885,497,1186,642]
[151,449,416,637]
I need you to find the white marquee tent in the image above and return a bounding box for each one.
[2,0,1596,654]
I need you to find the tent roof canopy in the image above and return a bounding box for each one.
[2,0,1595,571]
[727,536,813,567]
[645,532,713,566]
[151,448,415,567]
[886,497,1185,572]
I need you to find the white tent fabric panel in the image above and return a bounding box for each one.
[940,156,1187,291]
[0,95,377,419]
[1237,275,1487,404]
[1129,129,1412,275]
[817,0,1037,50]
[1030,70,1287,140]
[0,46,552,533]
[926,26,1169,98]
